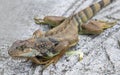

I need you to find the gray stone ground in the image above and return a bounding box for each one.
[0,0,120,75]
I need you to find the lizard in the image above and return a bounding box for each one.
[8,0,115,67]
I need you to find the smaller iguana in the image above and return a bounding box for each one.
[8,0,115,67]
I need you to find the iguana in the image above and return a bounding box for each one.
[8,0,115,67]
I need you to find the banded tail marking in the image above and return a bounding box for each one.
[73,0,113,32]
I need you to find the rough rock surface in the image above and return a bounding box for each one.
[0,0,120,75]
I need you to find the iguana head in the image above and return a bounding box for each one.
[8,37,59,58]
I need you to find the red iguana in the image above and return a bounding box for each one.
[8,0,115,67]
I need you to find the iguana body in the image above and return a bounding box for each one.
[8,0,115,67]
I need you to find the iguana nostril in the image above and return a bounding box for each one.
[8,49,14,56]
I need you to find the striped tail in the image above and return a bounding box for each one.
[73,0,113,31]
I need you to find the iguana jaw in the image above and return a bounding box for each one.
[8,48,40,58]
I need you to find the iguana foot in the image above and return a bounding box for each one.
[29,55,63,68]
[43,55,61,68]
[66,49,84,61]
[94,20,117,29]
[80,20,116,34]
[34,16,47,25]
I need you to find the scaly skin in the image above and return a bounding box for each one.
[8,0,115,67]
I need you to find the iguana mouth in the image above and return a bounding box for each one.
[12,56,27,60]
[9,48,40,58]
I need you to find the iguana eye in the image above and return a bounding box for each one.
[21,45,26,50]
[16,46,22,50]
[16,45,27,51]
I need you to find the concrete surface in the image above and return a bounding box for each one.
[0,0,120,75]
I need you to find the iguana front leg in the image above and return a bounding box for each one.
[34,16,66,27]
[80,20,116,34]
[30,41,69,68]
[44,41,69,68]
